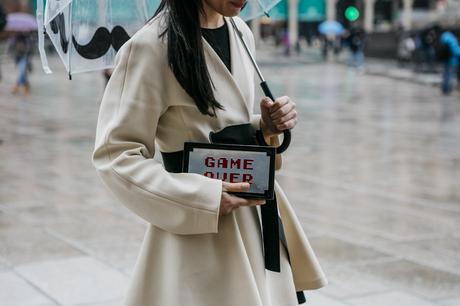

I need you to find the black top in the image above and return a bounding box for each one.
[202,22,231,73]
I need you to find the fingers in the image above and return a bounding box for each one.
[227,194,265,208]
[222,181,250,193]
[275,117,297,131]
[270,97,296,120]
[268,96,290,113]
[220,192,265,216]
[260,96,297,134]
[239,198,266,207]
[260,97,274,109]
[272,109,297,126]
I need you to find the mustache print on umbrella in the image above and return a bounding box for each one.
[72,26,130,59]
[49,13,131,59]
[50,13,69,53]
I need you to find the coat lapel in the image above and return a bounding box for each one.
[202,18,254,122]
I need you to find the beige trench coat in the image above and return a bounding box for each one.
[93,15,327,306]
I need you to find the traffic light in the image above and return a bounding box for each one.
[344,6,360,22]
[336,0,363,28]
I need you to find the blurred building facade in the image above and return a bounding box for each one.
[265,0,460,48]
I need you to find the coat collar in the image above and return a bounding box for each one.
[202,17,254,121]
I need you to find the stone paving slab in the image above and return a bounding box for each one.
[15,257,128,306]
[347,291,436,306]
[438,297,460,306]
[305,292,349,306]
[347,259,460,300]
[319,267,389,300]
[0,257,9,271]
[0,271,55,306]
[0,211,83,266]
[283,179,454,243]
[382,237,460,276]
[307,236,394,271]
[72,300,123,306]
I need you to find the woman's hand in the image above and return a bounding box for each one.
[220,182,265,216]
[260,96,297,138]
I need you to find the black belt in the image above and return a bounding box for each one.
[159,123,305,304]
[161,149,280,272]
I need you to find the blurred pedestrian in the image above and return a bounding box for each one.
[457,65,460,91]
[0,3,6,82]
[318,20,344,61]
[320,34,331,59]
[420,26,437,72]
[281,28,290,55]
[346,26,366,70]
[8,32,33,95]
[437,31,460,95]
[0,4,5,31]
[397,34,416,67]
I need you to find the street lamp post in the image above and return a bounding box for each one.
[288,0,298,52]
[364,0,376,32]
[327,0,338,21]
[402,0,414,30]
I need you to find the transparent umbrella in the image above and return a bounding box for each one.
[37,0,282,76]
[239,0,282,21]
[37,0,161,75]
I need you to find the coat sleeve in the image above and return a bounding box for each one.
[92,35,222,235]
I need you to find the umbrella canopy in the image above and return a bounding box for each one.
[239,0,281,21]
[5,12,38,32]
[38,0,281,75]
[38,0,157,75]
[318,20,344,36]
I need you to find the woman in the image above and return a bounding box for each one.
[93,1,327,305]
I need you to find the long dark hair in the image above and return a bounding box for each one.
[153,0,223,117]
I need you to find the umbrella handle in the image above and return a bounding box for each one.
[229,18,291,154]
[258,81,291,154]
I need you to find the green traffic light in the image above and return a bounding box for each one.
[345,6,360,22]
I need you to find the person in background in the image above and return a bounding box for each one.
[420,26,437,72]
[0,3,6,82]
[9,32,33,95]
[346,26,366,70]
[397,34,416,68]
[457,62,460,91]
[439,31,460,95]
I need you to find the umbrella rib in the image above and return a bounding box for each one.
[44,0,72,26]
[229,17,265,82]
[256,0,269,17]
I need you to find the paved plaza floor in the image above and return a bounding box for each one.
[1,54,460,306]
